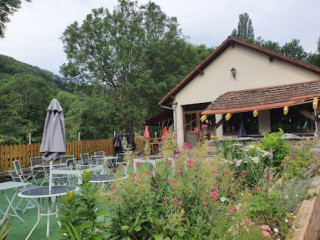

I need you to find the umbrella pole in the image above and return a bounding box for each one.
[49,161,53,194]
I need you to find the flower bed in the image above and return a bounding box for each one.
[58,130,319,239]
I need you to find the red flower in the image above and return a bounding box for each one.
[224,170,230,174]
[110,186,116,190]
[244,184,249,187]
[253,186,260,192]
[178,201,183,205]
[133,173,137,177]
[211,187,218,191]
[211,170,217,174]
[242,170,247,174]
[163,197,169,201]
[230,190,236,195]
[168,178,172,182]
[167,161,173,165]
[188,176,192,179]
[172,198,178,202]
[202,196,207,201]
[145,170,151,175]
[130,178,136,181]
[136,162,141,165]
[172,186,176,190]
[176,170,182,174]
[172,179,178,183]
[203,202,208,206]
[209,192,219,201]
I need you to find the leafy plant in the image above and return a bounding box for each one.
[58,170,110,239]
[0,214,12,240]
[260,129,289,168]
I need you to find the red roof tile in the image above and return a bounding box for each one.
[159,37,320,106]
[202,80,320,115]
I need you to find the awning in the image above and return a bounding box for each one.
[202,80,320,115]
[145,109,173,126]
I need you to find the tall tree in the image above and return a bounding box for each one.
[281,39,308,61]
[0,0,31,38]
[61,0,213,133]
[231,13,254,41]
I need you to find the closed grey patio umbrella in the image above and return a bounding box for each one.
[40,99,66,192]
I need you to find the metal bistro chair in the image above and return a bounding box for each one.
[91,156,104,165]
[60,155,76,168]
[115,153,127,169]
[80,153,90,166]
[11,160,38,213]
[30,157,47,186]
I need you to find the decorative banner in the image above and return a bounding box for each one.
[162,127,168,138]
[144,126,150,138]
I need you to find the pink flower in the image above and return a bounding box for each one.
[188,176,192,179]
[145,170,151,175]
[168,178,172,182]
[172,186,176,190]
[178,201,183,205]
[211,170,217,174]
[133,173,137,177]
[203,202,208,206]
[211,151,216,154]
[261,225,271,232]
[202,196,207,201]
[172,179,178,183]
[136,162,141,165]
[110,186,116,190]
[224,170,230,174]
[140,153,144,156]
[244,184,249,187]
[163,197,169,201]
[253,186,260,192]
[242,170,247,174]
[262,230,271,237]
[234,160,237,163]
[230,190,236,195]
[209,192,219,200]
[202,125,208,129]
[211,187,218,191]
[167,161,173,165]
[130,178,136,181]
[172,198,178,202]
[112,195,117,200]
[176,170,182,174]
[139,178,143,182]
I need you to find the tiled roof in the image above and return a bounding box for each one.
[159,36,320,106]
[202,80,320,115]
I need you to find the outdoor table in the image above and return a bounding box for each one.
[18,185,77,239]
[90,173,128,190]
[0,181,31,225]
[51,165,104,184]
[133,156,160,173]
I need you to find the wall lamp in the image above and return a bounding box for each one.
[230,68,237,79]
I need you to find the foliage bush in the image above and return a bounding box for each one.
[260,129,290,168]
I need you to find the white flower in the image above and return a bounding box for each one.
[241,193,244,196]
[273,228,279,233]
[220,197,227,203]
[290,213,294,216]
[284,195,288,199]
[285,219,288,223]
[250,157,260,163]
[295,195,299,197]
[292,225,295,229]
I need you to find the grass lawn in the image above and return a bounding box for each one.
[1,182,62,240]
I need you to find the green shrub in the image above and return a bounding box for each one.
[260,129,290,168]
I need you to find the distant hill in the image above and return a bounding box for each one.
[0,54,67,90]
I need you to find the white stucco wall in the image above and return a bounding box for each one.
[173,44,320,147]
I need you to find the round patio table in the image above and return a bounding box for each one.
[18,185,78,240]
[90,173,128,184]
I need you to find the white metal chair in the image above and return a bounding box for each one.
[80,153,90,165]
[30,157,47,186]
[60,155,76,167]
[94,151,104,157]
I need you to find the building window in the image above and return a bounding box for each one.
[270,106,315,133]
[223,112,259,135]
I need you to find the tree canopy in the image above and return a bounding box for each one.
[231,13,254,41]
[60,0,213,134]
[0,0,31,38]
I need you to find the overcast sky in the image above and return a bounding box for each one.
[0,0,319,74]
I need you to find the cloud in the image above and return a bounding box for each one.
[0,0,319,74]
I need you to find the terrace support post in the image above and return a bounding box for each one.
[315,106,320,139]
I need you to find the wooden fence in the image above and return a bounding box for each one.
[0,138,142,169]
